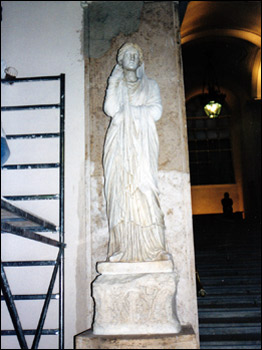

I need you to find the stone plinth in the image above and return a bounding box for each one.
[91,261,181,335]
[75,326,198,349]
[97,260,175,274]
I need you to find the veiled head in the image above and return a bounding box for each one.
[117,43,144,69]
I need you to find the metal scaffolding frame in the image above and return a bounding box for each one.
[1,74,65,349]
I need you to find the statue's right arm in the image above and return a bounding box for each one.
[104,65,123,117]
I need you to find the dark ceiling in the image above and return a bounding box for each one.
[180,1,261,103]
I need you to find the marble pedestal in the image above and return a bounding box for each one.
[91,260,181,335]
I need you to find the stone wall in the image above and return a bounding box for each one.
[1,2,86,348]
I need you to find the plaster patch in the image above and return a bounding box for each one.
[90,174,108,280]
[83,2,143,58]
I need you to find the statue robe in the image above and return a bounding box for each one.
[103,64,167,262]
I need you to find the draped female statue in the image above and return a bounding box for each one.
[103,43,171,262]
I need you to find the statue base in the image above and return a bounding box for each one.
[91,261,181,335]
[75,326,199,349]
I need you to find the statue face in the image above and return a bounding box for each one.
[122,47,140,71]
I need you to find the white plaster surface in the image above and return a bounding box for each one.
[1,2,86,349]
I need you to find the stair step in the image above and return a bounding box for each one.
[201,275,260,281]
[200,318,261,324]
[197,265,261,273]
[200,279,261,287]
[199,316,261,324]
[200,324,261,341]
[196,253,261,259]
[200,322,261,327]
[196,250,261,256]
[200,335,261,343]
[198,295,261,302]
[196,262,261,271]
[200,340,261,347]
[200,344,261,349]
[196,263,261,271]
[197,267,261,277]
[198,298,261,309]
[199,308,261,320]
[200,285,261,295]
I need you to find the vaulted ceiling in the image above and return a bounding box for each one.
[180,1,261,103]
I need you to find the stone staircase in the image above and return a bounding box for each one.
[193,215,261,349]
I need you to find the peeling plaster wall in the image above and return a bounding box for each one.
[84,1,143,58]
[84,1,199,341]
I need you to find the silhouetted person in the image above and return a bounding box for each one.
[221,192,233,218]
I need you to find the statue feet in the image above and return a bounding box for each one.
[108,251,124,262]
[155,250,172,261]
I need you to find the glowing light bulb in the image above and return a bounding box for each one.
[204,100,222,118]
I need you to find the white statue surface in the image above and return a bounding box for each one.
[103,43,171,263]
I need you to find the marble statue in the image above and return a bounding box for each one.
[103,43,171,263]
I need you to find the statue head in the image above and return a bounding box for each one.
[117,43,143,70]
